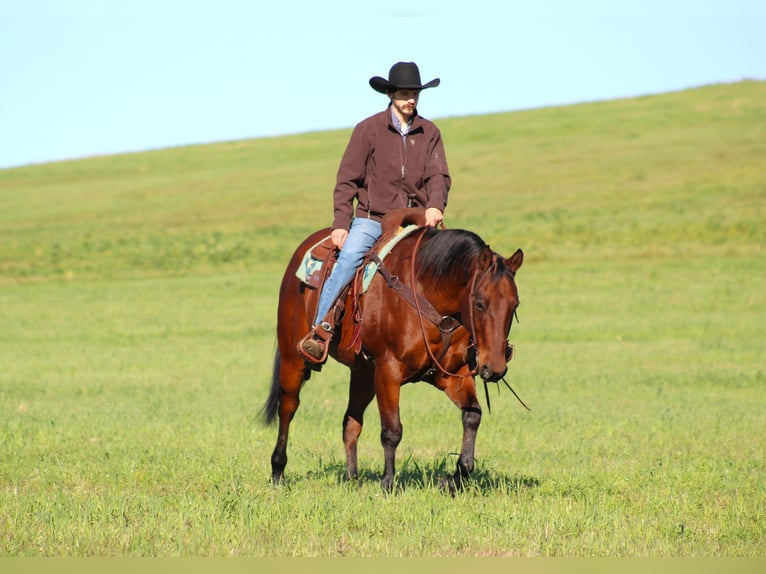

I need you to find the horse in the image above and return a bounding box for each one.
[262,208,524,491]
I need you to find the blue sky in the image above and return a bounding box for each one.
[2,0,764,169]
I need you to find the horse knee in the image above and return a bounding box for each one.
[462,407,481,432]
[380,424,402,449]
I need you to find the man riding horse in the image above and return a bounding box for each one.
[299,61,451,362]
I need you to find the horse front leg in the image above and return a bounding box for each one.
[452,405,482,483]
[439,374,482,494]
[374,371,403,492]
[343,366,376,480]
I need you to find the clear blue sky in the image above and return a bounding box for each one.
[2,0,764,169]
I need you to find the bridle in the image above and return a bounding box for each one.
[370,227,528,411]
[409,227,482,380]
[409,228,530,412]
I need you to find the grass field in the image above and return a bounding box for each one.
[1,81,764,557]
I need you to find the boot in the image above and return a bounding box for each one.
[298,321,334,364]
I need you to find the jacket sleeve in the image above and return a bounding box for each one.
[332,124,368,230]
[422,128,451,212]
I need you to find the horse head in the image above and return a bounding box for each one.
[466,247,524,382]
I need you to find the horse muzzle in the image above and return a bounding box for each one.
[478,364,508,383]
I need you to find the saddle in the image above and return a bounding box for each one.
[296,208,429,353]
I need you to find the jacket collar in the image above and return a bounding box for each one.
[382,105,423,133]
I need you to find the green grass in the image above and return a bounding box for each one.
[0,81,764,556]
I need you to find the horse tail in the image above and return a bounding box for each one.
[261,347,282,426]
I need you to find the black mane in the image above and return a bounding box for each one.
[415,228,488,282]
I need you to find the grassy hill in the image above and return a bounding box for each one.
[0,81,764,556]
[2,81,763,280]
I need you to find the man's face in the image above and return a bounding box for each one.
[390,89,420,120]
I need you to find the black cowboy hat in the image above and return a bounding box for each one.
[369,62,440,94]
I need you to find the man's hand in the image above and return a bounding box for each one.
[331,228,348,250]
[424,207,444,228]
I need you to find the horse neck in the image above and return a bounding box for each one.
[405,230,487,318]
[415,260,477,319]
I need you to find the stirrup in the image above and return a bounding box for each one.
[297,322,333,364]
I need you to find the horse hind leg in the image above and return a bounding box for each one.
[263,347,309,484]
[342,366,376,480]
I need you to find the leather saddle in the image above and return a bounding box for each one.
[300,208,428,345]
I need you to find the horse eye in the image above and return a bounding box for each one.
[475,300,487,313]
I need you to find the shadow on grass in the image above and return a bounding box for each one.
[300,456,541,495]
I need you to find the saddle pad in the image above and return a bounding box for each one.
[362,224,420,291]
[294,225,420,291]
[294,234,332,285]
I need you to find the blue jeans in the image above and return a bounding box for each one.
[313,217,382,326]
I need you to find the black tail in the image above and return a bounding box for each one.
[261,347,282,426]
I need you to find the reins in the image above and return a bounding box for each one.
[485,376,532,413]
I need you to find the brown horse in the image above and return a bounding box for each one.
[262,209,524,491]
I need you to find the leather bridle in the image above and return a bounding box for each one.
[370,227,529,411]
[409,228,513,381]
[408,228,530,412]
[409,228,481,380]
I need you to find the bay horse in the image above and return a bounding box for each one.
[262,208,524,491]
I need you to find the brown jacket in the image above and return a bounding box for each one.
[332,107,451,230]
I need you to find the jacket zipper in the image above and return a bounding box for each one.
[400,134,411,207]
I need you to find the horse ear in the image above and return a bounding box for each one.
[478,246,494,270]
[505,248,524,273]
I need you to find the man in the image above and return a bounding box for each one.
[300,61,451,362]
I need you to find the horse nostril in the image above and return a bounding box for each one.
[479,366,495,382]
[480,365,507,382]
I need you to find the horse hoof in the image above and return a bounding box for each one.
[439,475,464,496]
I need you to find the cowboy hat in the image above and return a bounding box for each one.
[369,62,440,94]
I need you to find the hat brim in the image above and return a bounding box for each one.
[369,76,440,94]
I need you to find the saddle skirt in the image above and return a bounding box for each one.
[294,235,334,289]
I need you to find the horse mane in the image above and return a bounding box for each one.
[415,228,488,282]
